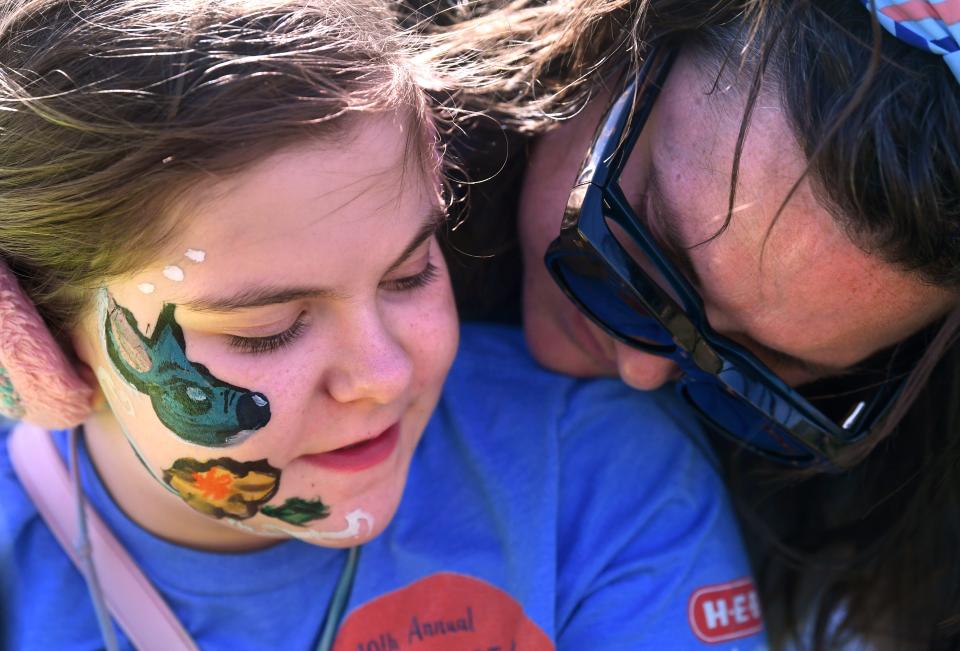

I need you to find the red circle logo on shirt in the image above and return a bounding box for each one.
[333,572,554,651]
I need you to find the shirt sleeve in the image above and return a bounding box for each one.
[554,381,769,650]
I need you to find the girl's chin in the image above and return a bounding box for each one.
[218,502,390,548]
[207,469,411,547]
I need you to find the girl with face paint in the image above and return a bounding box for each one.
[0,1,765,650]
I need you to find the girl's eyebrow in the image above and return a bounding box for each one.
[179,209,444,314]
[383,208,444,275]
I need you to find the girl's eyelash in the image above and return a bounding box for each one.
[225,263,437,354]
[381,262,439,292]
[227,313,307,355]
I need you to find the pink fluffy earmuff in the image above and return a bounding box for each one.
[0,260,94,428]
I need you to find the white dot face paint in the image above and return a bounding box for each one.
[163,265,185,282]
[322,509,374,540]
[137,282,156,295]
[184,249,206,263]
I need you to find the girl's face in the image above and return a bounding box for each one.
[73,113,458,550]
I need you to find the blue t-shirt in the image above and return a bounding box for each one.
[0,324,767,650]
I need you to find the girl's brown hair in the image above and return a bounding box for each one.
[0,0,442,338]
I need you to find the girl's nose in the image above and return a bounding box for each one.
[324,314,413,406]
[613,341,682,391]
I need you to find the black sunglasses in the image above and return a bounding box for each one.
[544,44,912,468]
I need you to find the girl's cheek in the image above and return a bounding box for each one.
[404,276,459,380]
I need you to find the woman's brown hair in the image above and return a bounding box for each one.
[412,0,960,648]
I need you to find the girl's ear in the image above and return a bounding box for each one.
[0,261,94,428]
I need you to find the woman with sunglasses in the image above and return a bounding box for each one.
[427,0,960,648]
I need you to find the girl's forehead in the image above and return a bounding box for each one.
[112,116,441,308]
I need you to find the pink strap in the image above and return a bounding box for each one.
[8,423,199,651]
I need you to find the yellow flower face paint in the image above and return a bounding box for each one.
[163,457,279,519]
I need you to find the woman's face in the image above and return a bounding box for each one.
[519,49,954,390]
[73,113,458,549]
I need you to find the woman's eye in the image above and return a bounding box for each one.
[227,313,307,355]
[381,262,439,292]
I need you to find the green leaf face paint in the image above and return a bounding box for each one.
[261,497,331,525]
[102,292,271,447]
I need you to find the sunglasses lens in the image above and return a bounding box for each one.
[680,381,818,465]
[551,251,676,352]
[603,213,688,309]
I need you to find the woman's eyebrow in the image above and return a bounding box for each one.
[179,208,445,314]
[645,172,844,377]
[646,169,703,287]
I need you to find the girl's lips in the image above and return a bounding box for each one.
[298,424,400,473]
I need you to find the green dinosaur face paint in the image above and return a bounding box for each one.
[96,290,338,535]
[101,291,271,447]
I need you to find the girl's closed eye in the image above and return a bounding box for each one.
[225,247,440,355]
[228,311,308,355]
[380,261,439,292]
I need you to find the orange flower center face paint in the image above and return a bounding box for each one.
[191,467,234,501]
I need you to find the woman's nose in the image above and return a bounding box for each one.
[613,341,681,390]
[324,315,413,406]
